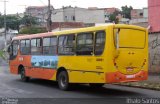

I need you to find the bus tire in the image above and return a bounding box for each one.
[89,83,104,88]
[58,71,70,91]
[20,67,30,82]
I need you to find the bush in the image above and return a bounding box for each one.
[0,50,4,58]
[19,26,47,34]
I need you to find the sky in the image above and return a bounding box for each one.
[0,0,148,14]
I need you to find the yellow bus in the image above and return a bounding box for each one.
[8,24,148,90]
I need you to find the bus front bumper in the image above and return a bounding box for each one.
[105,70,148,83]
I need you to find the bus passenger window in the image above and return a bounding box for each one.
[95,31,105,55]
[20,40,30,55]
[43,37,57,55]
[58,35,75,55]
[76,33,93,55]
[31,38,42,55]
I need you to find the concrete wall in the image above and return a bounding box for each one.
[149,33,160,73]
[75,8,105,23]
[148,0,160,32]
[51,7,105,23]
[131,9,143,19]
[52,9,64,22]
[130,18,148,24]
[143,8,148,18]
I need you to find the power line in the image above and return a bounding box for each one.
[38,0,46,6]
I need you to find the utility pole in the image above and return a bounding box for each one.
[47,0,52,32]
[0,0,8,47]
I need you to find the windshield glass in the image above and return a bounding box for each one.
[114,28,146,49]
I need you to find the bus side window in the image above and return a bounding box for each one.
[58,34,75,55]
[20,39,30,55]
[43,37,57,55]
[76,33,93,55]
[31,38,42,55]
[95,31,105,55]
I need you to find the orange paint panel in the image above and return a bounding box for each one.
[10,65,18,74]
[105,71,148,83]
[25,67,56,80]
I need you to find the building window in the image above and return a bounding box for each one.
[31,38,42,55]
[95,31,105,55]
[140,13,143,16]
[20,39,31,55]
[65,16,68,21]
[43,37,57,55]
[72,16,75,21]
[76,33,93,55]
[58,35,75,55]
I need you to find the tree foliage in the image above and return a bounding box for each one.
[19,26,47,34]
[0,14,39,32]
[20,15,38,27]
[121,5,133,19]
[109,10,120,24]
[0,15,20,31]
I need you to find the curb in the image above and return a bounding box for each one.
[115,83,160,91]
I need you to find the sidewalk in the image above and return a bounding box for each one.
[117,74,160,90]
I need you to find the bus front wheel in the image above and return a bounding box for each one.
[20,67,30,82]
[58,71,69,91]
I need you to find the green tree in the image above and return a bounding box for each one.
[121,5,133,19]
[0,15,20,31]
[20,15,38,27]
[109,10,120,24]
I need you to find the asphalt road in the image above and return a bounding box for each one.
[0,58,160,104]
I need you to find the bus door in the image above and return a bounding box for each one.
[8,40,19,74]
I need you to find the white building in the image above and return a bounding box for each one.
[143,8,148,18]
[51,6,105,24]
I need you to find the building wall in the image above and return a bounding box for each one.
[63,7,75,22]
[148,0,160,32]
[51,7,105,23]
[149,33,160,73]
[75,8,105,23]
[130,18,148,24]
[25,6,54,27]
[131,9,143,19]
[52,9,64,22]
[143,8,148,18]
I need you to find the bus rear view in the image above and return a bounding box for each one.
[106,25,148,83]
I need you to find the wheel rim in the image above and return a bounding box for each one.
[60,76,67,87]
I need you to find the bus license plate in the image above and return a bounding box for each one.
[126,75,135,79]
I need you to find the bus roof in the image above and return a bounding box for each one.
[12,24,146,40]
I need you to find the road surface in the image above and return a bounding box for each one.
[0,58,160,104]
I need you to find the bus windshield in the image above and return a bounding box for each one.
[114,28,146,49]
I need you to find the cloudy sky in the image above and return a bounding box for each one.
[0,0,148,14]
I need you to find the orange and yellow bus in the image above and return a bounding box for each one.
[8,24,148,90]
